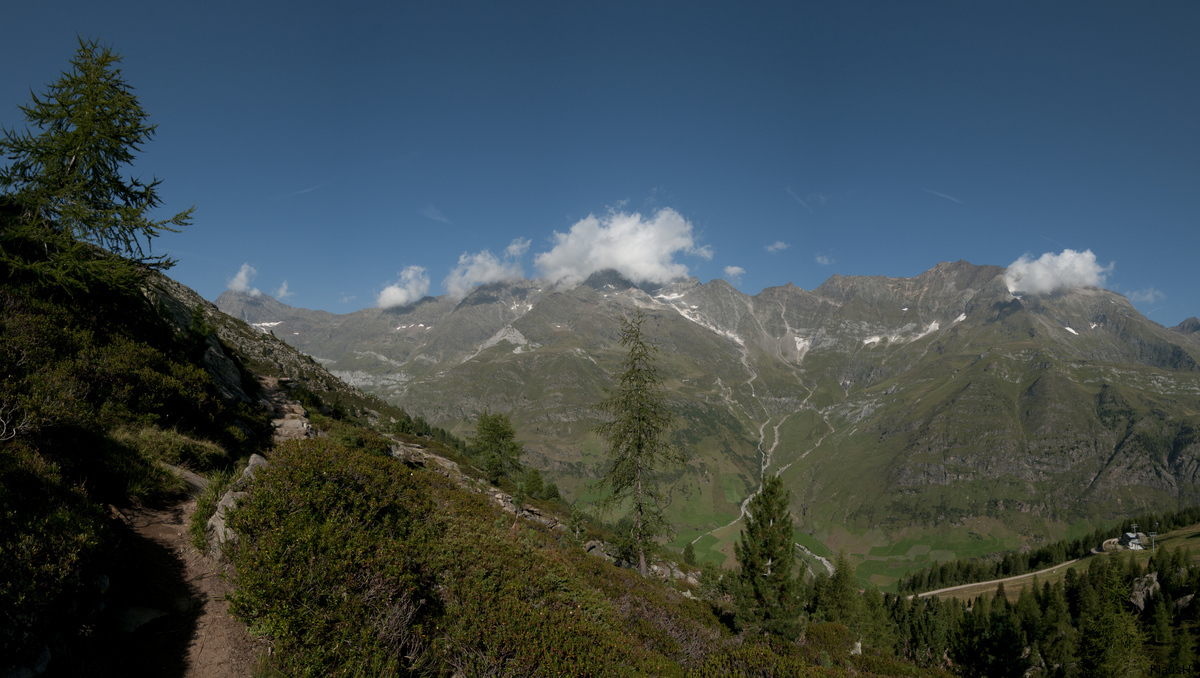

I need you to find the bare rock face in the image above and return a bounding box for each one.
[1171,317,1200,335]
[202,335,252,403]
[144,275,253,403]
[1129,572,1160,612]
[258,377,316,443]
[206,453,271,553]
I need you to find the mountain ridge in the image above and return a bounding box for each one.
[216,261,1200,583]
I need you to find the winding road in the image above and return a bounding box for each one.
[916,557,1083,599]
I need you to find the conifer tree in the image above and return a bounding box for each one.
[1,38,192,290]
[592,309,681,577]
[471,409,524,483]
[733,473,803,639]
[1166,626,1197,678]
[859,584,896,652]
[1078,565,1151,678]
[825,551,861,631]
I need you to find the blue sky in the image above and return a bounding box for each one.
[4,1,1198,325]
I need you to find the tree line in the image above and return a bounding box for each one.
[898,505,1200,594]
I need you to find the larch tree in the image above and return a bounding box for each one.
[733,473,804,640]
[0,38,192,291]
[593,308,681,577]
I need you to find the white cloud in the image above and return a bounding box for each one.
[377,266,430,308]
[505,237,531,258]
[339,295,357,304]
[923,188,962,204]
[421,204,452,224]
[1125,287,1166,305]
[766,241,789,253]
[724,265,745,280]
[533,208,709,286]
[1004,249,1113,295]
[816,254,832,265]
[443,240,527,300]
[274,280,293,299]
[227,263,261,296]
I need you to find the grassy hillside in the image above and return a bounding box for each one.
[0,270,273,667]
[226,436,955,677]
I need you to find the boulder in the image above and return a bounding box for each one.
[1129,572,1160,612]
[1175,593,1195,612]
[206,454,270,553]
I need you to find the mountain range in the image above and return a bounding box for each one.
[216,261,1200,586]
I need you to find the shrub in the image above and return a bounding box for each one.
[227,437,738,676]
[227,439,437,676]
[0,440,108,666]
[803,622,856,662]
[110,425,229,471]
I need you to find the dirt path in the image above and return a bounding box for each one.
[41,497,263,678]
[130,499,264,678]
[916,557,1081,599]
[48,376,315,676]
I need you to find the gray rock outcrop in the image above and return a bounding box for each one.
[1129,572,1160,612]
[206,453,270,553]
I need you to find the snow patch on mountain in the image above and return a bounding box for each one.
[954,313,966,323]
[664,301,745,346]
[463,325,540,363]
[912,321,940,341]
[1065,327,1079,335]
[793,336,812,361]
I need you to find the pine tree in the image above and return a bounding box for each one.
[859,584,896,652]
[1,38,192,290]
[1078,565,1151,678]
[592,309,681,577]
[733,473,803,639]
[1166,626,1197,678]
[567,503,586,544]
[825,551,861,632]
[471,409,524,483]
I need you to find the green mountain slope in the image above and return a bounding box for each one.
[217,261,1200,586]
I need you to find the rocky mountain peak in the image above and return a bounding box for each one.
[1172,317,1200,335]
[579,269,679,295]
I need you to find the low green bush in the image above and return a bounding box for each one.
[0,440,109,667]
[227,438,729,676]
[110,425,229,470]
